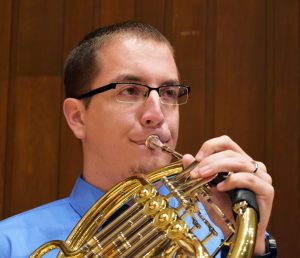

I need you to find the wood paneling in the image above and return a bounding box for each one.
[165,0,208,155]
[214,0,267,159]
[135,0,166,32]
[6,77,61,214]
[1,0,299,256]
[4,0,64,216]
[94,0,135,26]
[13,1,64,76]
[58,0,94,198]
[0,0,12,218]
[269,0,299,256]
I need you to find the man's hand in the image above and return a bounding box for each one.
[182,135,274,255]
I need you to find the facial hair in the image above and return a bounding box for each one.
[129,165,148,176]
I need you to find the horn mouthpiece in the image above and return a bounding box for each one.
[145,135,183,160]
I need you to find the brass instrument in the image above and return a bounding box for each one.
[31,135,258,258]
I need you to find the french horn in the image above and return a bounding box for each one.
[31,135,259,258]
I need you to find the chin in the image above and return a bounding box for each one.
[139,155,172,174]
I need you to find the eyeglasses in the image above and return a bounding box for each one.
[75,82,191,105]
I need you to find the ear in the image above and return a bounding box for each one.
[63,98,87,139]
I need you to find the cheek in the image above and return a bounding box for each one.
[166,110,179,140]
[173,118,179,141]
[88,103,136,137]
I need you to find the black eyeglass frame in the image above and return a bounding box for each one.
[75,82,191,104]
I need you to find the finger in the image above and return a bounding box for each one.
[182,154,196,168]
[256,161,268,173]
[216,172,274,198]
[216,172,274,229]
[251,161,272,184]
[192,159,271,183]
[216,172,274,252]
[191,156,248,178]
[195,135,251,160]
[191,150,250,177]
[191,151,272,183]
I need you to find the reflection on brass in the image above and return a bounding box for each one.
[145,135,183,160]
[30,135,257,258]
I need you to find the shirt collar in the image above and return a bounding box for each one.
[69,176,105,217]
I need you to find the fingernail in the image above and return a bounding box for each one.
[191,165,210,177]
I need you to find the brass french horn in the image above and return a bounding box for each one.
[31,135,258,258]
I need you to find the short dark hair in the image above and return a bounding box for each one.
[64,21,174,101]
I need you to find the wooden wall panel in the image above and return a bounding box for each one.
[13,1,64,76]
[0,1,299,256]
[204,0,217,141]
[269,0,299,256]
[94,0,135,26]
[58,0,94,198]
[4,0,64,216]
[0,0,12,218]
[165,0,208,156]
[6,77,61,215]
[63,0,94,61]
[214,0,267,160]
[135,0,166,32]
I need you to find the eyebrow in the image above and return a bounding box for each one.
[112,74,180,86]
[113,74,142,83]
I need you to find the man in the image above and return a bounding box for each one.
[0,21,274,257]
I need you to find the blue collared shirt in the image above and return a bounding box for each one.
[0,177,223,258]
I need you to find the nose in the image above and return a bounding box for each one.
[140,91,165,128]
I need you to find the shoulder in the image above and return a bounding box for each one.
[0,197,80,258]
[0,197,78,230]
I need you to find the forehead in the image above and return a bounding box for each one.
[94,37,179,85]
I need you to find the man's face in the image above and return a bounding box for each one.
[81,36,180,190]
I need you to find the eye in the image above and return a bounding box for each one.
[115,83,147,103]
[160,86,179,98]
[118,84,140,96]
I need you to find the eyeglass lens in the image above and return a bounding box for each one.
[114,83,188,105]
